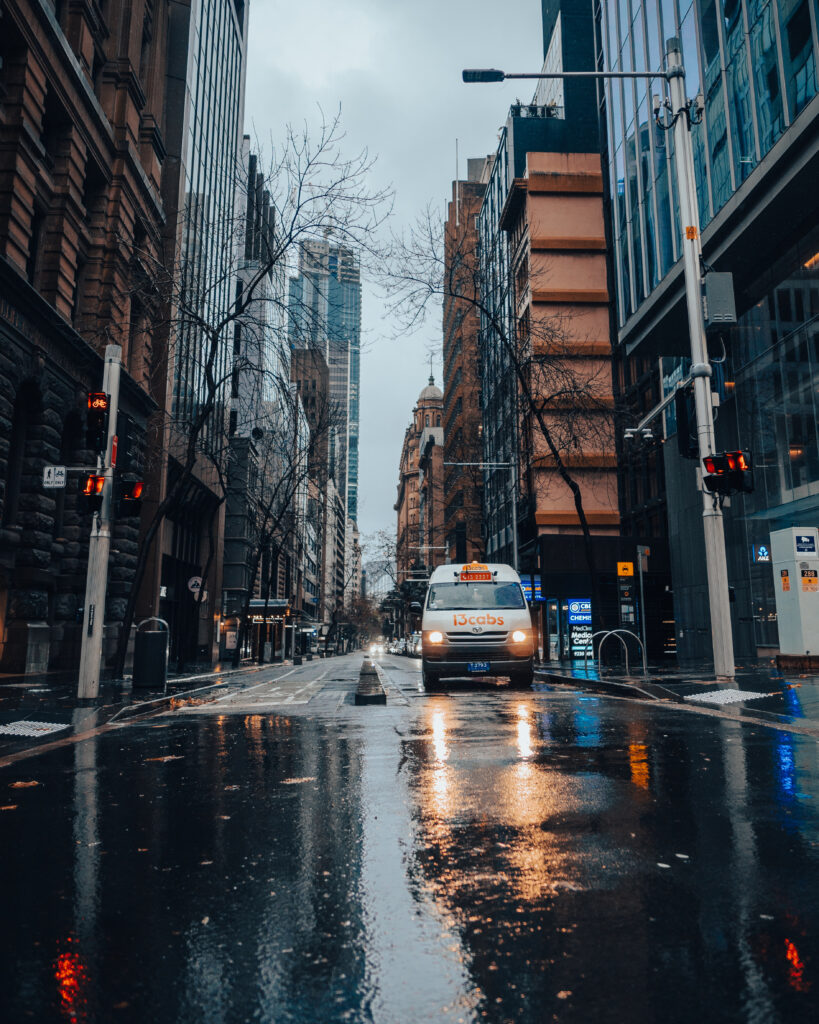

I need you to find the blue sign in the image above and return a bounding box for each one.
[753,544,771,563]
[521,575,543,602]
[796,534,817,554]
[567,599,592,624]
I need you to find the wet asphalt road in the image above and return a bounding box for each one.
[1,653,818,1023]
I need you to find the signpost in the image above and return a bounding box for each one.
[636,545,650,664]
[42,466,67,489]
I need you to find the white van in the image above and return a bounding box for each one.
[420,562,534,689]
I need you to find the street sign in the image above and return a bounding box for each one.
[43,466,67,489]
[187,576,203,594]
[617,561,634,577]
[796,534,817,555]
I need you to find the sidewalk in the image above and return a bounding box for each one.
[0,659,294,763]
[535,658,819,731]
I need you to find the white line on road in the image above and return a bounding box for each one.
[215,667,297,702]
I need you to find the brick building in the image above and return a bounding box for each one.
[442,162,487,564]
[0,1,167,674]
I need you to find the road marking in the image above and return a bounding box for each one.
[214,667,297,702]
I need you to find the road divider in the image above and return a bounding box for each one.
[355,660,387,706]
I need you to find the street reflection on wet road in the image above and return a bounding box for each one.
[1,664,818,1022]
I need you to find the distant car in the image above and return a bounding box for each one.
[407,633,422,657]
[397,638,407,655]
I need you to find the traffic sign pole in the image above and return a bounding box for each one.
[666,38,734,677]
[78,345,122,699]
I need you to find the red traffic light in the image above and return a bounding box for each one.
[87,392,109,411]
[702,451,753,495]
[81,474,105,514]
[116,479,144,518]
[82,474,105,496]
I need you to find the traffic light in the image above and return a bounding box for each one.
[116,411,136,472]
[702,451,754,495]
[86,392,110,453]
[80,474,105,514]
[115,479,144,518]
[674,386,699,459]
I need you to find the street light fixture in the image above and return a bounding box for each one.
[463,37,736,677]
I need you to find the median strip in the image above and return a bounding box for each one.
[355,660,387,706]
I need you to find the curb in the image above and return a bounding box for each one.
[535,668,663,701]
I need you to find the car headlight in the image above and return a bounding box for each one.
[428,630,444,644]
[511,630,527,643]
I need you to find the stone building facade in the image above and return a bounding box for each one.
[0,1,167,674]
[395,377,445,587]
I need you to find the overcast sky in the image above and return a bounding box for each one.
[244,0,545,541]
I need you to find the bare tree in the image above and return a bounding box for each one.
[382,204,615,620]
[112,111,391,676]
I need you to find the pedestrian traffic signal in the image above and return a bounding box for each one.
[86,392,110,453]
[702,450,754,495]
[80,474,105,514]
[115,479,144,518]
[116,411,137,473]
[674,386,699,459]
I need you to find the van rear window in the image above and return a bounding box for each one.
[426,582,525,611]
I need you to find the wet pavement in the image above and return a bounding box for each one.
[541,661,819,731]
[1,652,818,1022]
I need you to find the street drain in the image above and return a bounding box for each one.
[0,720,70,738]
[684,689,768,705]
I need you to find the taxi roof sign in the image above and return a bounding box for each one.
[459,561,492,581]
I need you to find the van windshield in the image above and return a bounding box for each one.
[426,582,525,611]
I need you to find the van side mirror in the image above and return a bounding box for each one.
[410,602,422,614]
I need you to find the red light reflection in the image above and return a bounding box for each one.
[55,938,89,1021]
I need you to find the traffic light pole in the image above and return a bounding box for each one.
[462,36,736,677]
[665,39,734,678]
[78,345,122,699]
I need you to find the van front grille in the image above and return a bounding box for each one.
[445,631,509,644]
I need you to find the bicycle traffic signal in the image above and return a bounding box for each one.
[702,450,754,495]
[86,392,110,452]
[80,474,105,514]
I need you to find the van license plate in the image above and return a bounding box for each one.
[467,661,490,673]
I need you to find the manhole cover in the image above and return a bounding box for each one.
[0,720,69,738]
[684,689,768,705]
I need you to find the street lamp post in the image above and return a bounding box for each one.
[463,35,735,677]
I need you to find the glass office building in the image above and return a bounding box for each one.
[288,241,362,524]
[172,0,247,430]
[596,0,819,658]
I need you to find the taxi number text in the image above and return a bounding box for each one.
[452,614,504,626]
[460,571,491,581]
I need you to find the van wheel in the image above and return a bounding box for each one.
[422,666,438,690]
[510,669,534,689]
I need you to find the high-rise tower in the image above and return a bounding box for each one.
[288,240,362,524]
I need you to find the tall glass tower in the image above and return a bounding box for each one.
[288,240,362,524]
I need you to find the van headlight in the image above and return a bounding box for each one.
[428,630,444,644]
[511,630,527,643]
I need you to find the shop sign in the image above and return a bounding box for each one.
[752,544,771,563]
[567,599,592,624]
[521,575,543,602]
[569,622,593,658]
[225,631,238,649]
